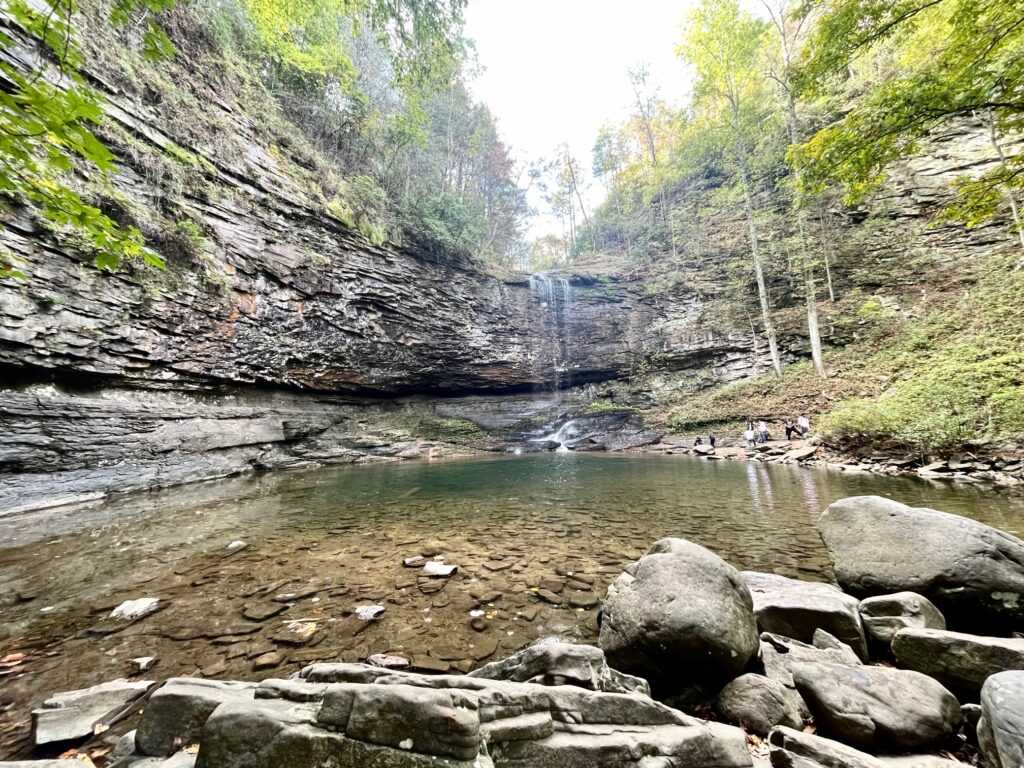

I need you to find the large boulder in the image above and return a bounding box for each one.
[818,496,1024,630]
[978,671,1024,768]
[891,628,1024,697]
[135,679,255,756]
[791,661,961,751]
[467,642,649,695]
[742,572,868,660]
[31,679,154,745]
[859,592,945,647]
[598,538,759,693]
[767,726,970,768]
[716,673,806,736]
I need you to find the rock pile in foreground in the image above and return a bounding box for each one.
[8,495,1024,768]
[43,644,751,768]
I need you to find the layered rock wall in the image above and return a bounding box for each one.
[0,13,1016,512]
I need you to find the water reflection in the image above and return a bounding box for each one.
[1,453,1022,755]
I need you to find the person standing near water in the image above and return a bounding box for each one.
[758,420,769,444]
[798,413,810,437]
[709,434,716,449]
[744,423,756,449]
[784,418,795,441]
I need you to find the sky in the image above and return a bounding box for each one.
[463,0,699,236]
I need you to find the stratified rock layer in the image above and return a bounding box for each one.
[112,666,753,768]
[891,628,1024,697]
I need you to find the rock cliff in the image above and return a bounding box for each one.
[0,12,1014,513]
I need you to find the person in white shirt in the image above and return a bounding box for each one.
[744,427,755,449]
[758,420,769,443]
[798,414,810,436]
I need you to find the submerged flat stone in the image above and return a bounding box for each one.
[32,679,154,745]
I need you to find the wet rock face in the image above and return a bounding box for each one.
[818,495,1024,631]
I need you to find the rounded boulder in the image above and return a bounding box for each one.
[598,538,758,694]
[818,495,1024,631]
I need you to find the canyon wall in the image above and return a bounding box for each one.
[0,15,1014,513]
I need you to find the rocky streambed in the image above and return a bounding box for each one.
[5,493,1024,767]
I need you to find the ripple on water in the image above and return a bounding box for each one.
[1,453,1023,756]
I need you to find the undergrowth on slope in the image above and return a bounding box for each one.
[665,252,1024,455]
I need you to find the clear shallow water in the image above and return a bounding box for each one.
[1,453,1023,754]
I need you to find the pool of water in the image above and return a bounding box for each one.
[2,453,1023,755]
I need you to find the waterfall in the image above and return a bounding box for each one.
[532,419,580,453]
[528,272,572,392]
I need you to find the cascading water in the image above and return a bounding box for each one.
[533,419,580,452]
[528,271,572,392]
[528,272,577,450]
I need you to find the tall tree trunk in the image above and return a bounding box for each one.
[565,148,597,253]
[739,156,782,377]
[822,219,836,301]
[805,266,826,377]
[988,112,1024,266]
[785,88,827,378]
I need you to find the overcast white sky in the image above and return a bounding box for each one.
[464,0,699,236]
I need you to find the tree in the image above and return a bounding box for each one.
[763,0,827,378]
[1,0,175,278]
[792,0,1024,264]
[681,0,783,376]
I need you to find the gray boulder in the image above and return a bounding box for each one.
[791,661,961,751]
[468,642,649,695]
[743,572,868,660]
[818,496,1024,630]
[761,632,861,687]
[185,667,753,767]
[767,726,970,768]
[859,592,945,647]
[716,673,806,736]
[892,628,1024,696]
[31,679,154,745]
[136,679,255,756]
[978,671,1024,768]
[111,755,196,768]
[598,538,759,692]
